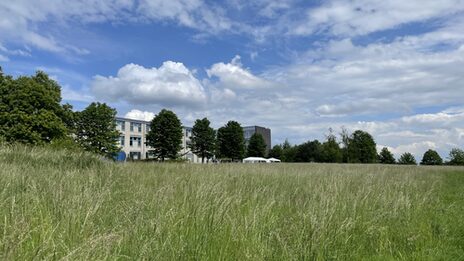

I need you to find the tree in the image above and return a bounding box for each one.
[75,102,120,158]
[0,70,68,144]
[280,139,298,162]
[448,148,464,166]
[146,109,183,161]
[345,130,377,163]
[189,117,216,163]
[216,121,245,161]
[420,149,443,165]
[247,133,267,157]
[295,140,322,162]
[378,147,395,164]
[321,130,342,163]
[268,144,283,159]
[398,152,417,165]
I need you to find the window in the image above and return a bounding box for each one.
[130,136,142,147]
[119,136,125,146]
[146,124,150,133]
[116,120,125,131]
[130,122,142,132]
[129,152,141,160]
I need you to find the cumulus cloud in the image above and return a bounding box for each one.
[124,109,155,122]
[91,62,207,108]
[207,55,276,89]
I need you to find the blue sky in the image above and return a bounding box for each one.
[1,0,464,159]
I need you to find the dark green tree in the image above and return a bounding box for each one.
[189,117,216,163]
[0,70,68,144]
[146,109,183,161]
[281,139,297,162]
[75,102,120,158]
[217,121,245,161]
[420,149,443,165]
[398,152,417,165]
[247,133,267,157]
[268,144,283,159]
[378,147,396,164]
[321,130,342,163]
[295,140,322,162]
[345,130,377,163]
[448,148,464,166]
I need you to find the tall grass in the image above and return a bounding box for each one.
[0,145,463,260]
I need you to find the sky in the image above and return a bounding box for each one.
[1,0,464,160]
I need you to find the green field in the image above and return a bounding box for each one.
[1,145,463,260]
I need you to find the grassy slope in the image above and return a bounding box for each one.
[0,145,463,260]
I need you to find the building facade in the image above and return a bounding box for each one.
[115,117,200,162]
[116,117,272,161]
[243,126,272,154]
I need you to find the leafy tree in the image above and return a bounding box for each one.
[345,130,377,163]
[420,149,443,165]
[189,117,216,163]
[378,147,396,164]
[295,140,322,162]
[268,144,283,159]
[398,152,417,165]
[321,130,342,163]
[217,121,245,161]
[448,148,464,166]
[146,109,183,161]
[75,102,120,158]
[247,133,267,157]
[0,70,68,144]
[280,139,298,162]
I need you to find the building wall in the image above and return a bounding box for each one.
[116,117,201,163]
[243,126,272,155]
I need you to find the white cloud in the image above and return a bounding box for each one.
[207,55,276,89]
[91,62,207,108]
[292,0,464,36]
[124,109,155,122]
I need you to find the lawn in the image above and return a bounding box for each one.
[1,145,463,260]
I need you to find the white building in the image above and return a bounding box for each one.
[115,117,201,163]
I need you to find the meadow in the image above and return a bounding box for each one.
[0,145,463,260]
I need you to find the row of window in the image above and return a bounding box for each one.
[118,136,143,147]
[116,120,150,133]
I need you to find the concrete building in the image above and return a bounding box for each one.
[115,117,200,162]
[243,126,272,154]
[116,117,272,161]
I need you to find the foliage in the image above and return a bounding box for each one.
[2,145,464,260]
[447,148,464,166]
[216,121,245,161]
[0,70,68,144]
[268,145,283,159]
[379,147,396,164]
[189,118,216,163]
[295,140,322,162]
[398,152,417,165]
[421,149,443,165]
[320,132,343,163]
[75,102,120,158]
[146,109,183,161]
[281,139,297,162]
[246,133,267,157]
[345,130,377,163]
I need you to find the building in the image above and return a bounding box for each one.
[243,126,272,154]
[115,117,200,162]
[116,117,272,161]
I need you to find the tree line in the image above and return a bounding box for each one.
[1,68,463,165]
[268,128,464,165]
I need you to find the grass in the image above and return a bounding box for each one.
[0,145,463,260]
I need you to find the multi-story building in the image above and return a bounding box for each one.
[116,117,272,161]
[115,117,200,162]
[243,126,272,154]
